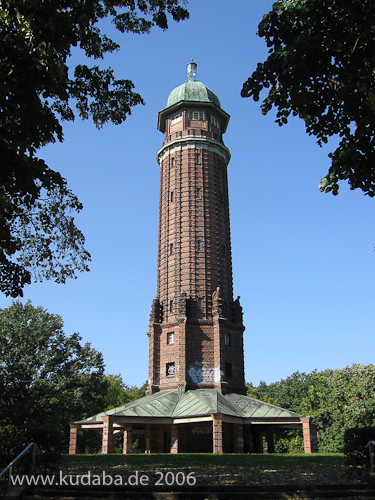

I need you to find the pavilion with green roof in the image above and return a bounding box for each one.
[70,388,316,454]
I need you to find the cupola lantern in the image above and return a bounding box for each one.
[187,58,197,80]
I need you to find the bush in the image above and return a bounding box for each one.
[344,427,375,470]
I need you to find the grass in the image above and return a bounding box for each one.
[60,453,354,486]
[42,454,360,487]
[62,452,345,470]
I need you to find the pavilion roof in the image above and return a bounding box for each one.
[73,389,302,425]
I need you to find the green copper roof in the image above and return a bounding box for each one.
[74,389,302,424]
[166,80,221,109]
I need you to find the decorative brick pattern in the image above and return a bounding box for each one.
[68,424,78,455]
[171,425,179,454]
[300,417,318,453]
[148,100,246,395]
[234,423,244,454]
[212,413,223,455]
[101,416,115,454]
[122,425,133,454]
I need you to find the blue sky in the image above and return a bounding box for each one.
[3,0,375,388]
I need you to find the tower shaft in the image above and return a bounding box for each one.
[148,65,245,394]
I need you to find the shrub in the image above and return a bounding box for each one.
[344,427,375,470]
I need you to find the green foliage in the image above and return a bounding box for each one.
[242,0,375,197]
[248,364,375,453]
[274,433,304,454]
[246,381,276,404]
[0,300,107,470]
[103,373,147,410]
[0,0,189,297]
[344,427,375,470]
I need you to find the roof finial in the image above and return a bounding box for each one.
[187,59,197,81]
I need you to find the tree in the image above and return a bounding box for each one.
[249,365,375,453]
[241,0,375,197]
[317,364,375,452]
[0,300,107,469]
[0,0,189,297]
[103,373,147,410]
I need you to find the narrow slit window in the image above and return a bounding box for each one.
[170,243,174,255]
[196,153,201,164]
[167,332,175,345]
[197,298,203,311]
[170,300,173,313]
[211,115,220,129]
[171,191,174,202]
[196,240,202,252]
[196,188,201,200]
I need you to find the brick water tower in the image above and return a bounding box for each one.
[70,62,317,455]
[147,60,246,395]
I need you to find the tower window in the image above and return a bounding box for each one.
[211,115,220,129]
[170,243,174,255]
[167,332,175,345]
[197,298,202,311]
[170,300,173,313]
[225,363,233,378]
[196,240,202,252]
[196,153,201,164]
[196,188,201,200]
[171,191,174,202]
[166,362,176,377]
[224,333,230,346]
[188,110,205,121]
[171,158,175,167]
[170,113,182,125]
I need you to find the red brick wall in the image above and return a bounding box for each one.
[148,103,245,394]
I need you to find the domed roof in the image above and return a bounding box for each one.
[167,80,221,108]
[157,60,230,133]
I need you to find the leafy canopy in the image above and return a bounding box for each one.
[241,0,375,196]
[249,364,375,453]
[0,0,189,297]
[0,300,107,468]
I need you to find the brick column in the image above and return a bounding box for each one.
[252,427,263,453]
[267,426,275,453]
[102,416,115,454]
[171,424,178,454]
[145,424,151,454]
[69,424,78,455]
[123,425,133,454]
[301,417,318,453]
[234,423,244,453]
[212,414,223,454]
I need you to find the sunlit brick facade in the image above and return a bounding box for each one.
[147,61,246,395]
